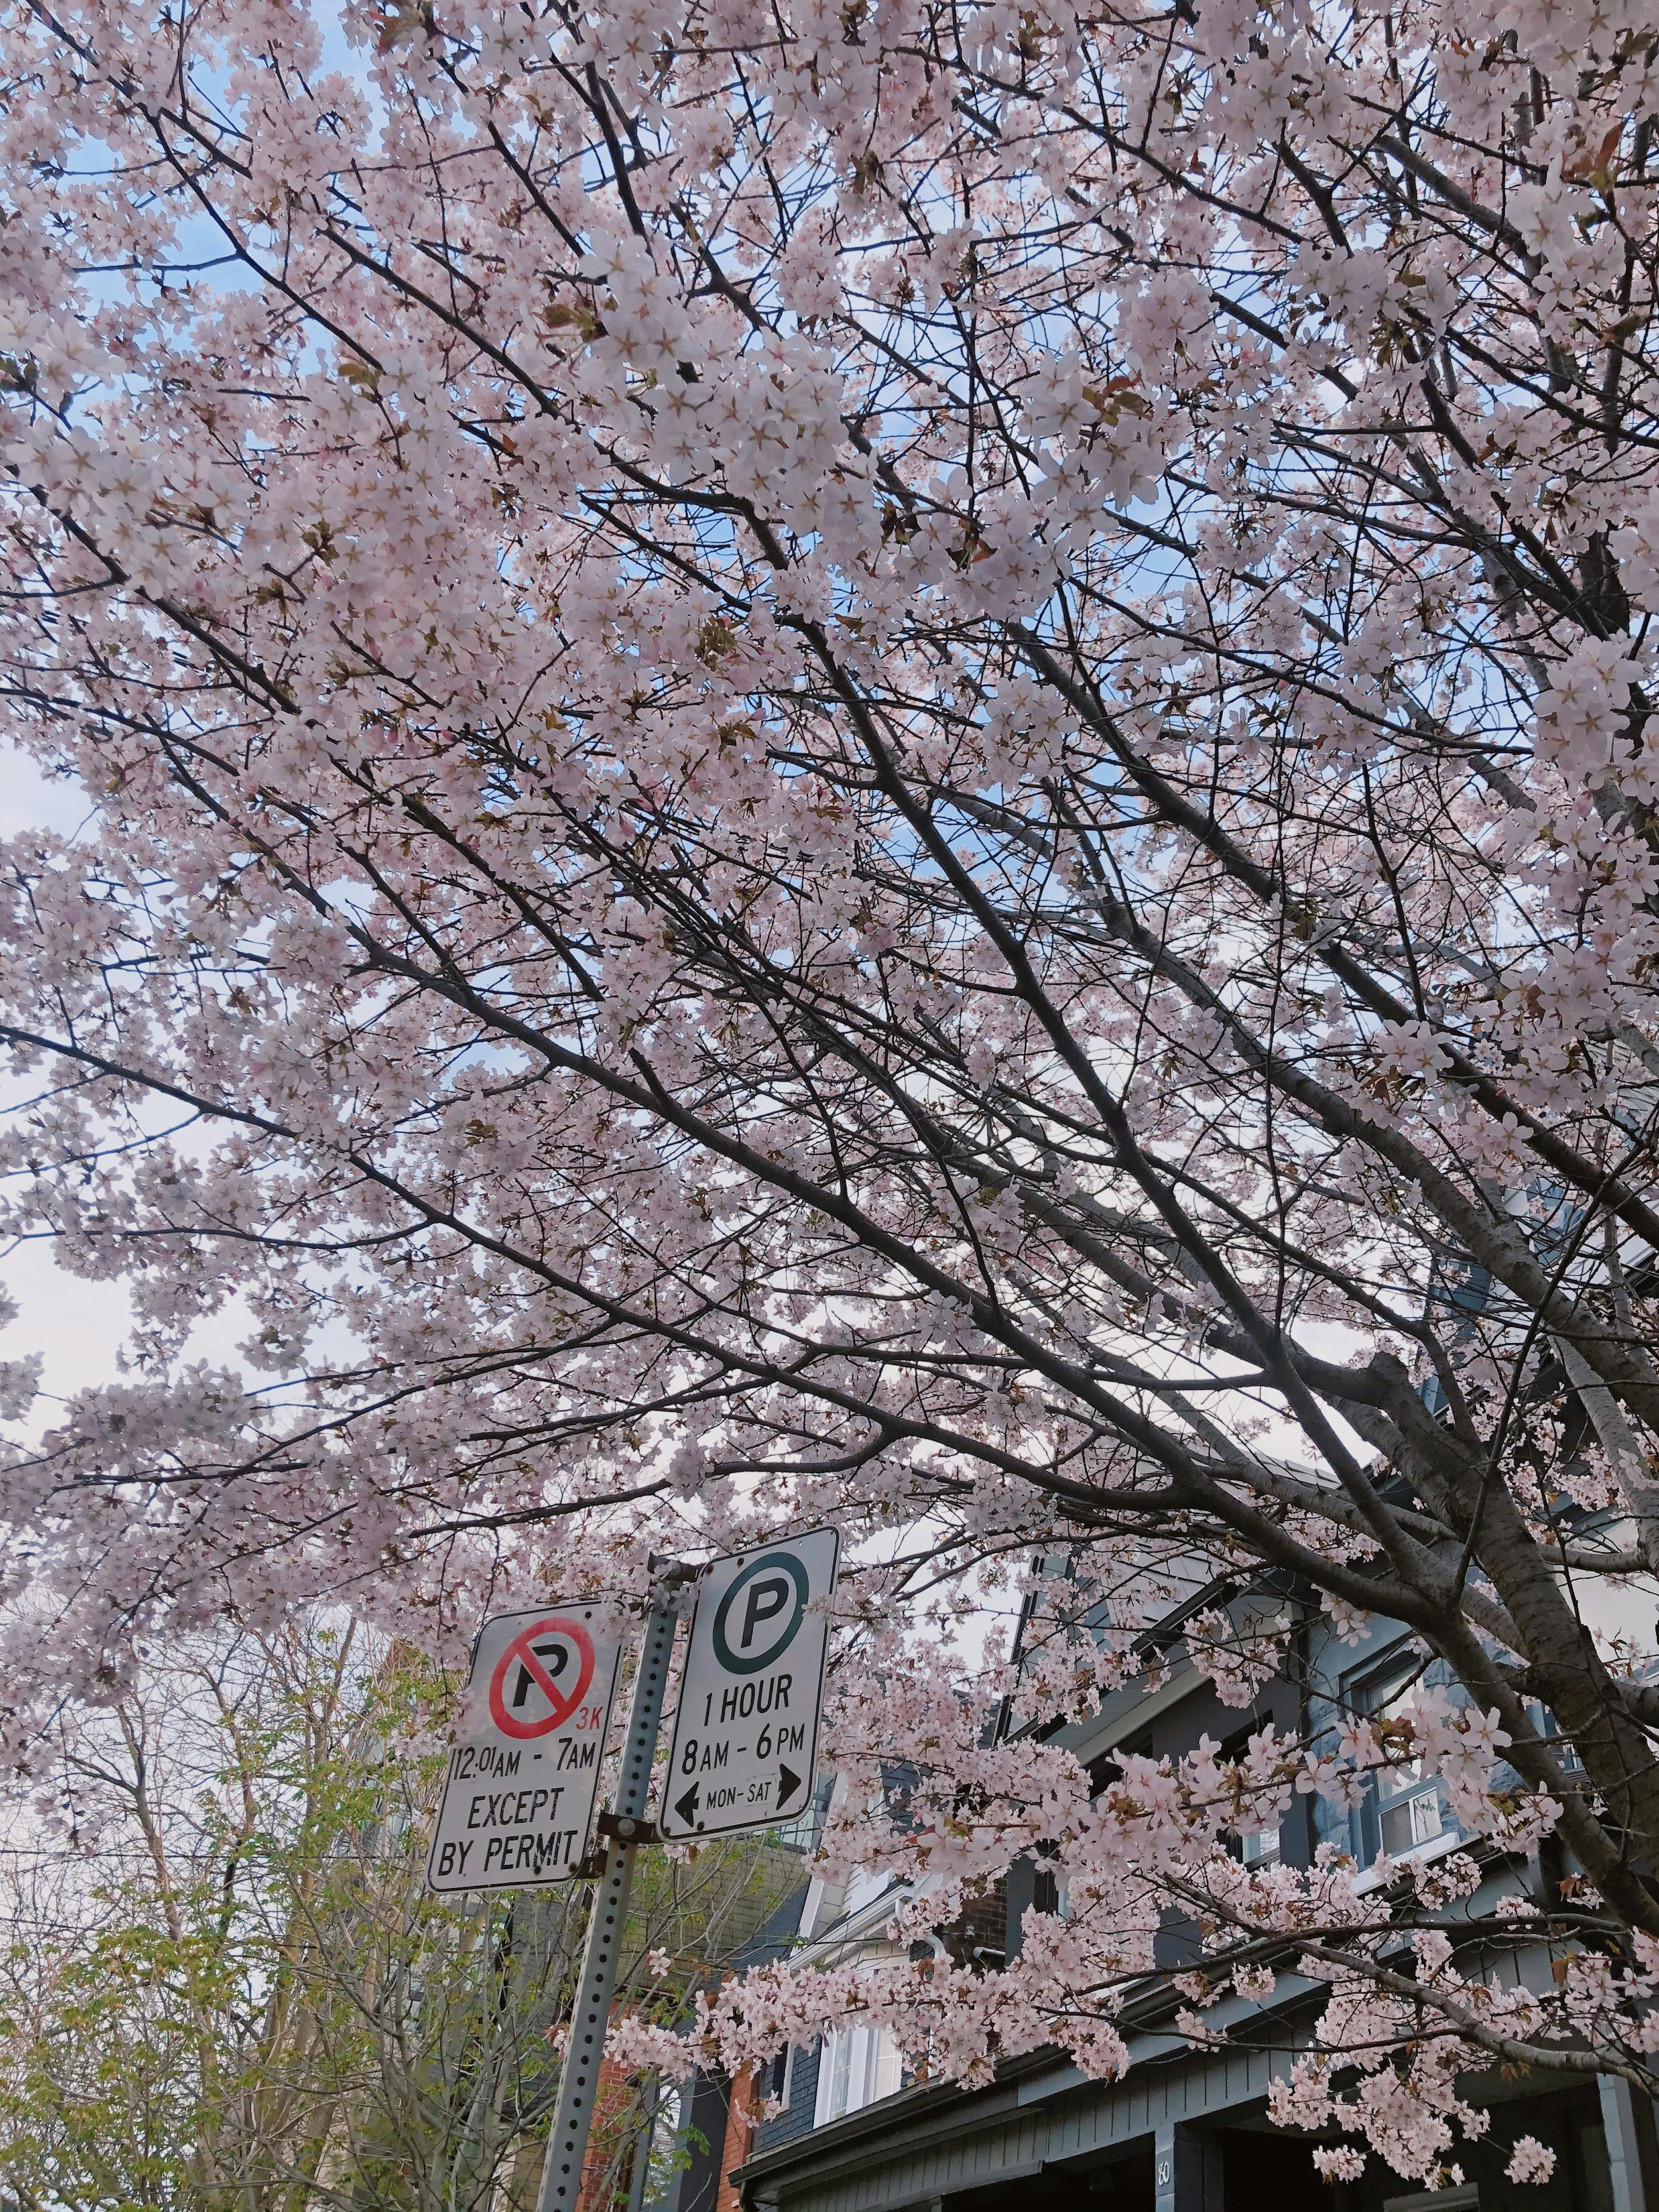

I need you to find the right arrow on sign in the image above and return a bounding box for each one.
[675,1783,699,1827]
[778,1763,802,1808]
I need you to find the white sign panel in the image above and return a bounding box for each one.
[427,1602,623,1892]
[659,1527,839,1840]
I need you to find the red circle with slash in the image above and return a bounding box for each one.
[488,1616,596,1740]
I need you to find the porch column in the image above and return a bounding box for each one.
[1154,2123,1224,2212]
[1599,2075,1650,2212]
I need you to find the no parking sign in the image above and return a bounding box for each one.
[426,1603,623,1892]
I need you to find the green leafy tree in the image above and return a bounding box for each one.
[0,1622,798,2212]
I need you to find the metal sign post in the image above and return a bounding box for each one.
[430,1541,839,2211]
[535,1595,678,2212]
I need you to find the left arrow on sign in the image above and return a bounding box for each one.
[674,1782,699,1827]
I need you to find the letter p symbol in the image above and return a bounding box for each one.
[712,1552,807,1674]
[741,1574,791,1649]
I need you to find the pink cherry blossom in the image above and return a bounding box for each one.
[1506,2139,1557,2185]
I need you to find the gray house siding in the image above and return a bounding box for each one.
[755,2039,822,2153]
[733,1592,1654,2212]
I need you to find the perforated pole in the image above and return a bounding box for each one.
[537,1596,678,2212]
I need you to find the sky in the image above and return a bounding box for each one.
[0,0,368,1440]
[0,756,137,1422]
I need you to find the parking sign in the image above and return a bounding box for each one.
[658,1528,839,1840]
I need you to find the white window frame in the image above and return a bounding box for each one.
[769,2044,795,2112]
[813,2023,901,2125]
[1355,1653,1453,1863]
[1240,1823,1281,1869]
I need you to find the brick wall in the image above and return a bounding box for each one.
[575,2049,646,2212]
[714,2067,763,2212]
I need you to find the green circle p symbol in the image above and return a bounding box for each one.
[713,1553,809,1675]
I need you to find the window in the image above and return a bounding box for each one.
[638,2082,686,2211]
[767,2045,794,2111]
[1379,1763,1444,1855]
[772,1773,832,1853]
[1089,1729,1154,1795]
[843,1866,893,1916]
[1220,1725,1281,1869]
[1359,1657,1448,1860]
[1239,1823,1281,1870]
[814,2025,901,2124]
[1532,1698,1585,1777]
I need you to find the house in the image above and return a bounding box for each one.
[712,1580,1656,2212]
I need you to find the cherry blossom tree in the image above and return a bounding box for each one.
[0,1621,582,2212]
[5,0,1659,2179]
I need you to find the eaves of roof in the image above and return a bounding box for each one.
[734,1840,1541,2200]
